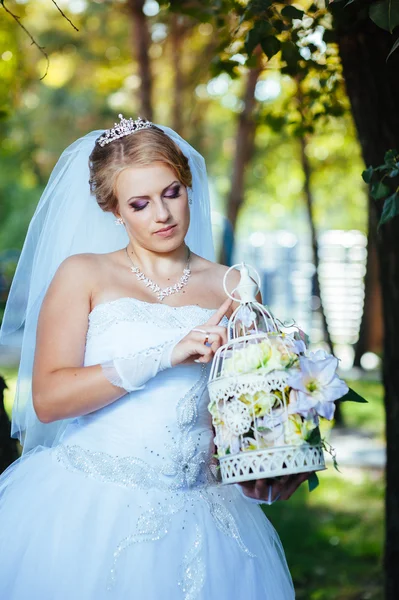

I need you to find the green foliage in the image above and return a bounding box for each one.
[306,426,322,446]
[266,468,383,599]
[369,0,399,34]
[329,0,399,57]
[338,387,368,403]
[362,149,399,227]
[307,471,319,492]
[341,379,384,438]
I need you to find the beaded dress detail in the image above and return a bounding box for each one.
[0,298,294,600]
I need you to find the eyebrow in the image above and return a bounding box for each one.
[127,180,180,202]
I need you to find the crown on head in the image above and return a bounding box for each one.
[96,114,153,147]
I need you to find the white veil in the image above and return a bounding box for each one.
[0,124,215,453]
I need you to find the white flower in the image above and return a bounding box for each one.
[284,410,320,446]
[214,426,241,456]
[237,305,257,328]
[257,422,285,447]
[284,414,305,446]
[239,390,276,416]
[240,436,257,451]
[287,352,348,420]
[257,405,287,429]
[223,343,265,374]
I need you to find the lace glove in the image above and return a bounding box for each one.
[101,336,183,392]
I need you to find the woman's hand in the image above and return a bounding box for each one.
[171,298,232,367]
[238,472,311,503]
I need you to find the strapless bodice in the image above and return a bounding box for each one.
[58,298,224,491]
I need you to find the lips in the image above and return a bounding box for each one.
[154,224,177,234]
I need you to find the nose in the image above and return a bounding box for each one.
[153,198,171,223]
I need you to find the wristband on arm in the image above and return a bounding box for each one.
[101,336,184,392]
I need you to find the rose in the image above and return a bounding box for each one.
[238,390,276,416]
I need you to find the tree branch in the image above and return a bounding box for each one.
[50,0,79,32]
[0,0,49,79]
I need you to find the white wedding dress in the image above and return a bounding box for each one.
[0,298,294,599]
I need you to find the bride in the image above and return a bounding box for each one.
[0,115,308,599]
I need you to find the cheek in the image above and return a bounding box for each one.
[123,209,152,235]
[175,196,190,224]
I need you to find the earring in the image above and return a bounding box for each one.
[187,186,193,205]
[115,217,124,225]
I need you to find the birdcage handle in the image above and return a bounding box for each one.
[223,263,261,302]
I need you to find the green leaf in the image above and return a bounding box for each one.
[384,148,399,165]
[323,29,336,44]
[246,0,273,16]
[379,193,399,226]
[281,41,301,73]
[308,472,319,492]
[362,166,374,184]
[260,36,281,59]
[245,20,273,55]
[371,179,390,200]
[306,426,322,446]
[264,113,286,132]
[281,5,305,20]
[337,386,368,403]
[369,0,399,33]
[387,36,399,60]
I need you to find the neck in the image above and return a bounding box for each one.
[126,242,190,279]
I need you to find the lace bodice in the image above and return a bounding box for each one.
[58,297,225,491]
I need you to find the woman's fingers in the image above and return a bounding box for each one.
[204,298,232,327]
[191,326,227,347]
[192,342,214,363]
[278,472,310,500]
[238,471,311,501]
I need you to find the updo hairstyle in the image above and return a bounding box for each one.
[89,126,192,213]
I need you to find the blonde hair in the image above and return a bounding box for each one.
[89,126,192,213]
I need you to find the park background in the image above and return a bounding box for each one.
[1,1,399,598]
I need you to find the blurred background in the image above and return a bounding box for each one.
[1,0,399,598]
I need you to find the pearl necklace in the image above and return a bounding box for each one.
[125,246,191,302]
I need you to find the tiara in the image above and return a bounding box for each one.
[96,114,153,147]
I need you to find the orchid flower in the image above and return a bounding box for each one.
[287,350,348,420]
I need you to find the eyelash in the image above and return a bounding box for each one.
[130,187,181,211]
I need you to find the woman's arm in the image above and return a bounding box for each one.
[33,256,231,424]
[32,254,126,424]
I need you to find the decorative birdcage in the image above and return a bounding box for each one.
[207,263,327,484]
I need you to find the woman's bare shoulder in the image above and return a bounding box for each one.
[194,256,241,284]
[56,251,119,278]
[192,255,241,311]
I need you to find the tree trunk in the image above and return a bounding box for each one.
[299,135,334,353]
[226,58,262,230]
[128,0,154,120]
[353,206,384,366]
[170,14,185,136]
[332,6,399,597]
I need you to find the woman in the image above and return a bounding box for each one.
[0,116,307,599]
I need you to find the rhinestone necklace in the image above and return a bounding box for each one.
[125,246,191,302]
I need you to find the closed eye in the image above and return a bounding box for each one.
[130,201,149,211]
[164,184,181,199]
[129,183,182,210]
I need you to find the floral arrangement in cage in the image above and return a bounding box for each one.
[207,263,366,486]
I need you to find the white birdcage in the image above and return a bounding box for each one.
[207,263,326,484]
